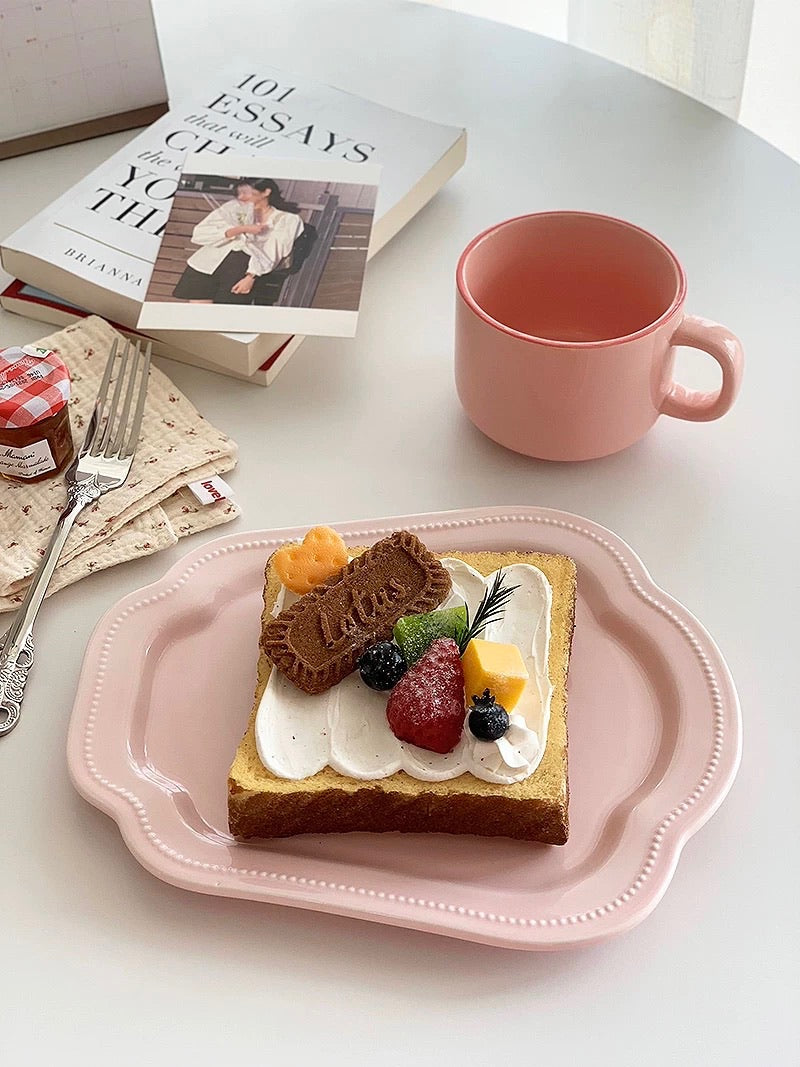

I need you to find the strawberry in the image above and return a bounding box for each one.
[386,637,466,754]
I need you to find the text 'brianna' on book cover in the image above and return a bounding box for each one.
[2,65,466,339]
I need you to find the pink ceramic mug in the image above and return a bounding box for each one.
[455,211,744,461]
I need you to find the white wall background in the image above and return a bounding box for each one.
[425,0,800,162]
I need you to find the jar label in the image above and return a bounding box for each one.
[0,437,56,479]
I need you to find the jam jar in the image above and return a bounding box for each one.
[0,344,74,484]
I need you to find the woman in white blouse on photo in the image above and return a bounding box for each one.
[173,178,304,304]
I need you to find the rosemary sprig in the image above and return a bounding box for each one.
[455,570,519,655]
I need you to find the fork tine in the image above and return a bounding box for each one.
[79,336,117,456]
[109,341,141,456]
[120,342,151,459]
[97,338,131,455]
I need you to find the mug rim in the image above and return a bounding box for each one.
[456,210,688,349]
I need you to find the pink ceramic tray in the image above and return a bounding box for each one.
[67,506,741,950]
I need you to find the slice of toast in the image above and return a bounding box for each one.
[228,549,576,844]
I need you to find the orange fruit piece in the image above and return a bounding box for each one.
[273,526,349,595]
[461,638,529,713]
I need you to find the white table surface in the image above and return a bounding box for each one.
[1,2,797,1063]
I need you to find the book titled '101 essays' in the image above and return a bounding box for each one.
[1,64,466,384]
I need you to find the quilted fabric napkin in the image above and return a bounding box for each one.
[0,316,239,612]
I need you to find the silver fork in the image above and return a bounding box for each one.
[0,337,151,737]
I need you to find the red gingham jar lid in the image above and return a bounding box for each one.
[0,344,71,430]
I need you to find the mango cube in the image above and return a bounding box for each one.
[461,638,529,712]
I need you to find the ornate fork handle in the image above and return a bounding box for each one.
[65,477,104,511]
[0,337,150,738]
[0,635,35,736]
[0,476,102,737]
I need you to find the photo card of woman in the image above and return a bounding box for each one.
[137,153,381,337]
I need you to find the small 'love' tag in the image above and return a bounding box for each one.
[187,475,234,506]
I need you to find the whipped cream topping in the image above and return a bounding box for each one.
[255,559,554,785]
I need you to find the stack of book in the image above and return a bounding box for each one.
[1,66,466,385]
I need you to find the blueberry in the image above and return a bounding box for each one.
[468,689,510,741]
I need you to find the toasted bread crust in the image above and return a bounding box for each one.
[228,548,576,843]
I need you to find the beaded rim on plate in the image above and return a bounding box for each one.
[69,507,741,946]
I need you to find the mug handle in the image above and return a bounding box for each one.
[660,314,744,422]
